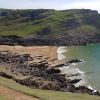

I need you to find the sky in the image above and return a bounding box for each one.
[0,0,100,12]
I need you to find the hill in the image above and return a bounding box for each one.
[0,9,100,45]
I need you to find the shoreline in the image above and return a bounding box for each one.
[57,46,99,93]
[0,45,100,95]
[0,45,61,66]
[0,35,100,46]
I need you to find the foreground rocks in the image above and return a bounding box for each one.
[0,51,100,96]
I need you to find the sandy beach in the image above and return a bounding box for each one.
[0,45,60,65]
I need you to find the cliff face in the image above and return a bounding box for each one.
[0,9,100,46]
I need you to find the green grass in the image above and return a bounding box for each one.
[0,76,100,100]
[0,9,100,37]
[0,94,11,100]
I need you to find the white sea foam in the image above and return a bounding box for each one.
[72,63,77,66]
[59,65,87,86]
[58,54,66,61]
[57,46,88,87]
[88,85,97,92]
[57,46,67,60]
[57,46,98,92]
[57,46,67,54]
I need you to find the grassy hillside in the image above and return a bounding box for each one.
[0,94,10,100]
[0,76,100,100]
[0,9,100,37]
[0,9,100,45]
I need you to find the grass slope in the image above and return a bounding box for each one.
[0,94,10,100]
[0,9,100,38]
[0,76,100,100]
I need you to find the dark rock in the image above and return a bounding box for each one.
[54,64,65,67]
[0,34,100,46]
[66,73,81,77]
[0,72,13,79]
[46,68,61,74]
[66,84,76,92]
[68,79,81,84]
[15,77,44,88]
[92,91,100,96]
[75,86,93,95]
[0,51,33,63]
[67,59,83,64]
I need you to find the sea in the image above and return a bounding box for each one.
[58,43,100,91]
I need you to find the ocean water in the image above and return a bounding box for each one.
[64,43,100,91]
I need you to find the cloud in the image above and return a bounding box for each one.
[0,0,100,12]
[64,1,100,10]
[54,0,100,12]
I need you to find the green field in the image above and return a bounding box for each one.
[0,76,100,100]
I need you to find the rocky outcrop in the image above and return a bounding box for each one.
[0,51,100,96]
[0,72,13,79]
[0,35,100,46]
[67,59,83,64]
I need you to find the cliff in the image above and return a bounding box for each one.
[0,9,100,45]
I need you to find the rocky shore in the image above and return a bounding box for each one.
[0,35,100,46]
[0,50,100,96]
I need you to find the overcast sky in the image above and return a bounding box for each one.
[0,0,100,12]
